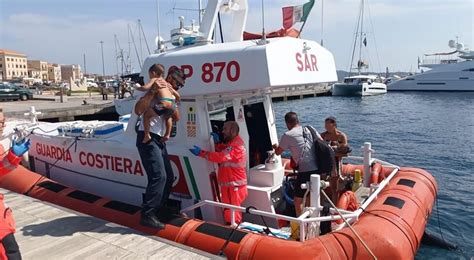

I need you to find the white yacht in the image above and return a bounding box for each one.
[389,40,474,92]
[332,75,387,96]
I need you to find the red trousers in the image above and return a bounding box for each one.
[220,185,248,224]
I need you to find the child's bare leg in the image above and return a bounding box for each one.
[142,109,156,143]
[172,109,180,121]
[162,117,173,142]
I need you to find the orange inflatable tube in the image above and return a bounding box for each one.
[0,165,437,259]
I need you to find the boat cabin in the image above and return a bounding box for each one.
[343,75,382,84]
[123,33,337,225]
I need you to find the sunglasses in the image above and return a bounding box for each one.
[171,75,185,88]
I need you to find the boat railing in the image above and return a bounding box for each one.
[180,142,400,242]
[180,196,360,242]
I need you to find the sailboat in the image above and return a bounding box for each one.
[332,0,387,96]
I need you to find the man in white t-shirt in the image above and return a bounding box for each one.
[272,112,322,217]
[134,65,176,229]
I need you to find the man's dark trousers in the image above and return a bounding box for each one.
[136,131,174,215]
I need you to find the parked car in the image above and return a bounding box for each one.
[0,82,34,101]
[87,81,98,88]
[59,82,70,89]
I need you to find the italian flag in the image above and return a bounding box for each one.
[282,0,315,29]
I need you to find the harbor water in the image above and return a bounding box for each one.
[273,92,474,259]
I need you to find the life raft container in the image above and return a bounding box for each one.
[0,164,437,259]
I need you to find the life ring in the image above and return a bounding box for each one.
[371,162,384,184]
[333,190,359,225]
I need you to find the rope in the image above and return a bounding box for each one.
[321,189,377,260]
[435,197,447,247]
[217,220,242,257]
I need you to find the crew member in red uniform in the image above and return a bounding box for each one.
[189,121,248,225]
[0,108,31,260]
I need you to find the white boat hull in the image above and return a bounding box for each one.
[389,60,474,92]
[332,82,387,96]
[388,74,474,92]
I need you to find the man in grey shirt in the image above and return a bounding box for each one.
[273,112,322,217]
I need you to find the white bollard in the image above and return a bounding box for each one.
[24,106,41,124]
[310,174,321,237]
[310,174,321,211]
[363,142,372,187]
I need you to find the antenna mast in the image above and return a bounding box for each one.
[321,0,324,46]
[257,0,268,45]
[198,0,202,24]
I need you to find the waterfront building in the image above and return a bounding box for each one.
[0,49,28,81]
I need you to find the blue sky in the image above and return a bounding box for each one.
[1,0,472,75]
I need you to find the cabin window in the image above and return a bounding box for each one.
[344,78,353,83]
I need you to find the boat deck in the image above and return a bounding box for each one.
[1,188,220,260]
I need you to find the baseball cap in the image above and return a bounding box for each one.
[325,116,337,123]
[168,67,186,86]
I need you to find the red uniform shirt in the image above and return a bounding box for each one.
[0,143,22,258]
[200,135,247,187]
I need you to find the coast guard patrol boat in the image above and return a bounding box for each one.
[0,1,437,258]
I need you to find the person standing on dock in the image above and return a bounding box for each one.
[0,108,31,260]
[320,116,350,203]
[189,121,248,225]
[100,82,108,100]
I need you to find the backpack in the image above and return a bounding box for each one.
[305,126,335,175]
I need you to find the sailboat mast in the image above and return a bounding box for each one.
[349,0,362,74]
[138,20,143,63]
[358,0,365,74]
[114,34,119,77]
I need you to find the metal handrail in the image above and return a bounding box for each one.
[179,199,360,242]
[180,146,400,242]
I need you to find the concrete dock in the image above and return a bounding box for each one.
[1,94,115,121]
[271,84,331,101]
[1,188,219,259]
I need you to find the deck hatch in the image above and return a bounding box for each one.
[37,181,67,193]
[67,190,101,203]
[397,179,416,188]
[383,197,405,209]
[103,201,141,215]
[195,223,247,243]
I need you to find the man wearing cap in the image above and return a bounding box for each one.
[134,66,186,229]
[321,116,349,203]
[165,66,186,122]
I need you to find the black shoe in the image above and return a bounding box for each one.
[140,213,165,229]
